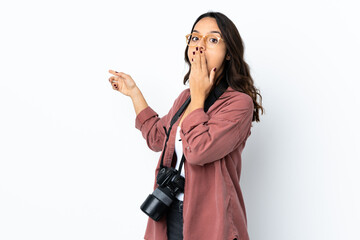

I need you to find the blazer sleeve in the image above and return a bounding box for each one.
[179,94,254,166]
[135,89,188,152]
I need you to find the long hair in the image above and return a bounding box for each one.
[183,11,264,122]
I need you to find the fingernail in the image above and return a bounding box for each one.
[196,47,198,51]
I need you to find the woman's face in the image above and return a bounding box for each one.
[187,17,229,82]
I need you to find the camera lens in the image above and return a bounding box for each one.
[141,167,185,221]
[140,193,169,221]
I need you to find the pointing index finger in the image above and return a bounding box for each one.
[109,69,126,77]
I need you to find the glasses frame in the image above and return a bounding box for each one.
[185,32,224,48]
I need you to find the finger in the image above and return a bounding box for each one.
[112,83,118,90]
[200,49,207,72]
[109,76,120,88]
[109,76,116,83]
[191,49,195,65]
[109,75,119,87]
[209,67,216,84]
[193,48,199,69]
[112,78,119,89]
[108,70,127,78]
[195,47,201,69]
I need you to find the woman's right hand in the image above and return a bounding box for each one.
[108,70,138,97]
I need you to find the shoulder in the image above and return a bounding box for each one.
[170,88,191,110]
[177,88,191,102]
[179,88,191,97]
[221,86,254,111]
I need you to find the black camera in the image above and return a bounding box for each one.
[140,166,185,221]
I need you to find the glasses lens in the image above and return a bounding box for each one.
[186,33,220,48]
[187,33,201,47]
[206,34,220,48]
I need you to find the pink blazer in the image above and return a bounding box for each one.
[135,86,254,240]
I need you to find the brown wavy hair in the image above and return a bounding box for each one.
[183,11,264,122]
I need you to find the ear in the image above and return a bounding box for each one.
[226,54,231,60]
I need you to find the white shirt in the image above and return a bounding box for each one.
[174,125,185,201]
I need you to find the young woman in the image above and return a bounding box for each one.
[108,11,263,240]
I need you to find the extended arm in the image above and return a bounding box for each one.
[134,89,188,152]
[130,87,149,117]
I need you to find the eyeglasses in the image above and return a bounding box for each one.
[185,32,224,48]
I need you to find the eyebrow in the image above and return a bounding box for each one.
[193,30,222,35]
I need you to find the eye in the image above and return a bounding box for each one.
[191,36,199,42]
[209,38,218,43]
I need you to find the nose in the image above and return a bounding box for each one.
[198,36,206,51]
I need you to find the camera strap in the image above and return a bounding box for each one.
[160,75,229,175]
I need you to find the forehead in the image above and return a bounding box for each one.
[193,17,221,35]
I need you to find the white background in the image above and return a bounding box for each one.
[1,0,359,239]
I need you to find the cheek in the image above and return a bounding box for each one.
[208,53,224,66]
[204,54,218,66]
